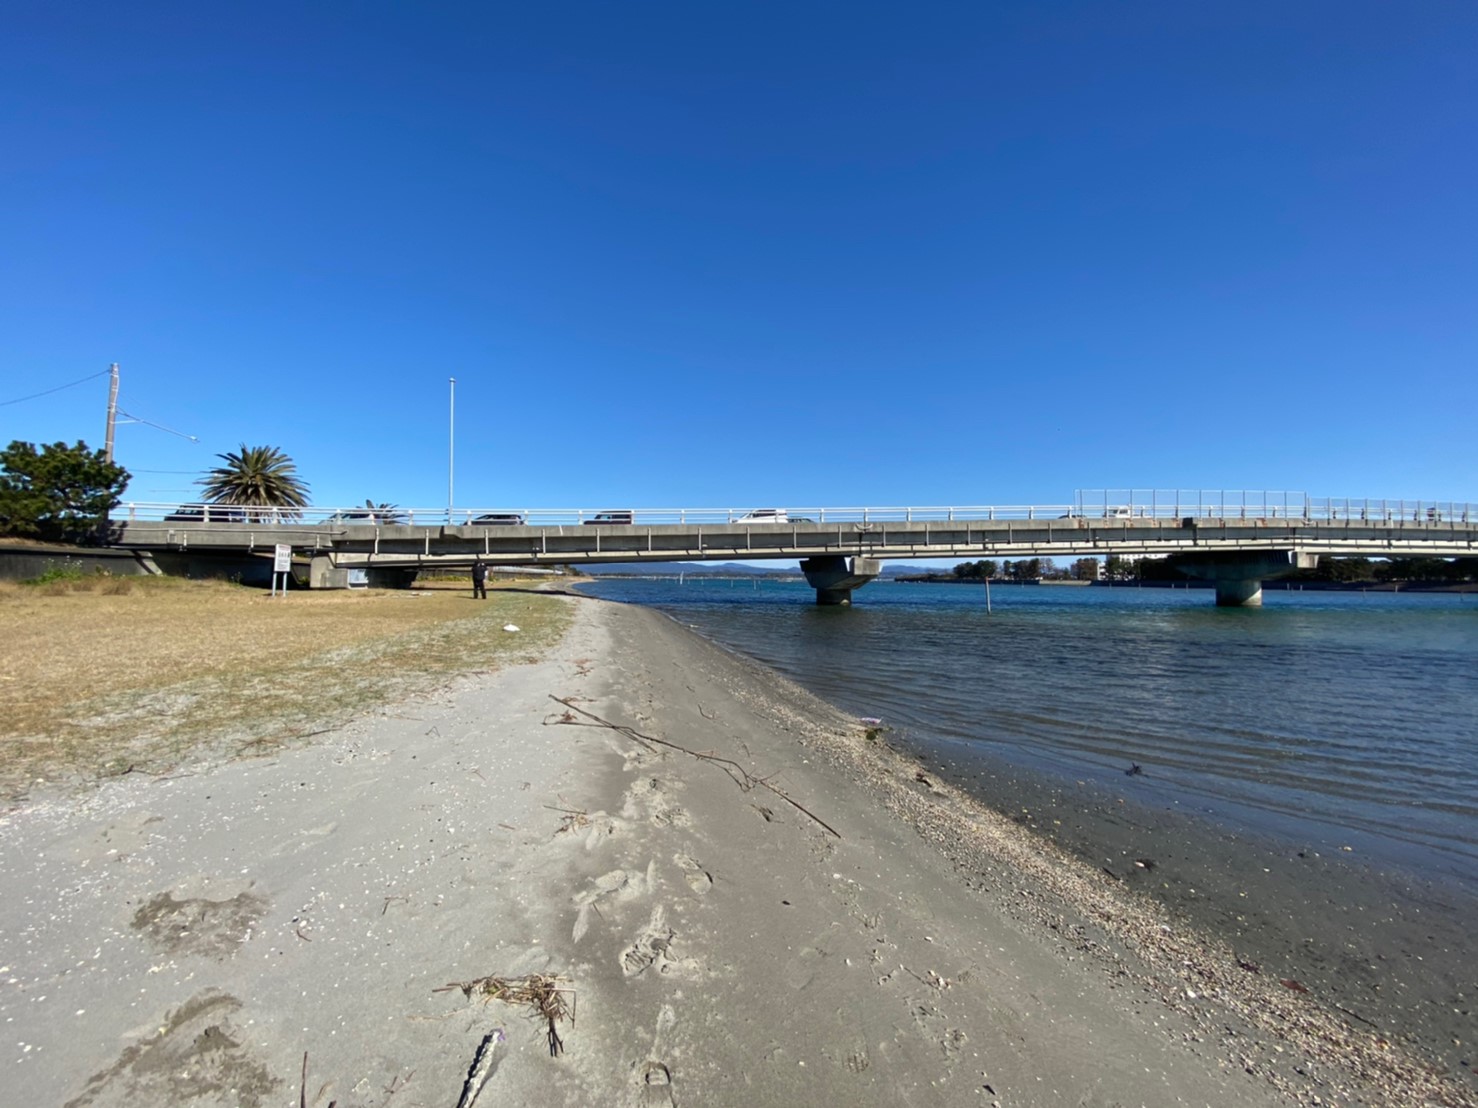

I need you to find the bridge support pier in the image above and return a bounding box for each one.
[800,555,882,606]
[1167,550,1316,607]
[310,554,349,590]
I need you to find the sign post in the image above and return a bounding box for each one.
[272,544,292,597]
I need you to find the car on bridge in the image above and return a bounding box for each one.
[588,510,634,525]
[472,513,526,526]
[164,503,247,523]
[323,510,398,526]
[1059,506,1138,520]
[736,508,816,524]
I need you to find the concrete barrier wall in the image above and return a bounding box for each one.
[0,546,158,582]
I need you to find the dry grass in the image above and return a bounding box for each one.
[0,575,571,797]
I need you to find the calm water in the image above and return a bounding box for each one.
[581,577,1478,891]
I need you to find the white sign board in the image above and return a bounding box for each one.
[273,544,292,573]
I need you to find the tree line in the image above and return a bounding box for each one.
[951,558,1102,581]
[0,439,310,543]
[938,554,1477,585]
[1109,554,1478,584]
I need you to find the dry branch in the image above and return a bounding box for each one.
[546,695,841,839]
[453,1028,505,1108]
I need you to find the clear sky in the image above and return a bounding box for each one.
[3,2,1475,514]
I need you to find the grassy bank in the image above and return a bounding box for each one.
[0,575,571,798]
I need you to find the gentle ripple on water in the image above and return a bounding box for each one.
[583,577,1478,887]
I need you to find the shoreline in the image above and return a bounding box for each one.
[578,576,1478,1090]
[605,599,1476,1105]
[2,593,1471,1105]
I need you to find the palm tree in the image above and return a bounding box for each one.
[200,445,310,521]
[362,498,407,524]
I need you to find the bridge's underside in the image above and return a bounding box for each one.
[112,517,1477,606]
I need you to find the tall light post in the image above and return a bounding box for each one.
[448,376,456,524]
[103,363,120,463]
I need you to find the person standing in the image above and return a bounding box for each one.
[471,559,488,600]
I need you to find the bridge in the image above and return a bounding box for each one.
[108,491,1477,606]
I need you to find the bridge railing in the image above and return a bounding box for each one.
[1073,490,1475,524]
[109,496,1476,527]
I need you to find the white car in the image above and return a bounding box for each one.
[1059,506,1136,520]
[736,508,788,524]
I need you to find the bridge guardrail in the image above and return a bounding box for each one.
[110,495,1476,528]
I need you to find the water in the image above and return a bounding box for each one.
[583,578,1478,884]
[580,575,1478,1070]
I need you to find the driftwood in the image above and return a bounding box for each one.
[452,1028,505,1108]
[545,695,841,839]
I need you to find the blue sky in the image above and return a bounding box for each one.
[3,2,1475,514]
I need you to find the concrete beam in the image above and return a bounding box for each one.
[1167,550,1317,607]
[800,555,882,606]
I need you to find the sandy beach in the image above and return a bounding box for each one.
[2,593,1470,1107]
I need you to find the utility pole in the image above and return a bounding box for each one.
[103,363,120,462]
[448,376,456,524]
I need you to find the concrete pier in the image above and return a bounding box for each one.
[800,555,882,605]
[1167,550,1318,607]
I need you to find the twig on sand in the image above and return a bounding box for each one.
[547,695,841,839]
[544,804,590,834]
[542,705,657,751]
[299,1051,337,1108]
[437,973,574,1058]
[384,1069,414,1095]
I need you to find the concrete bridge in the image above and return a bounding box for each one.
[109,492,1477,606]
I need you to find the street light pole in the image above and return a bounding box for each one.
[448,376,456,524]
[104,363,120,463]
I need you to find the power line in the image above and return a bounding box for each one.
[0,369,111,407]
[115,410,199,444]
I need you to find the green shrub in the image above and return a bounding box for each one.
[25,564,86,585]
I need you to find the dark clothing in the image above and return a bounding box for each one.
[471,562,488,599]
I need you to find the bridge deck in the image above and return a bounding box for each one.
[113,515,1478,568]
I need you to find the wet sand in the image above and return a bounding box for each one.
[1,595,1470,1106]
[911,750,1478,1097]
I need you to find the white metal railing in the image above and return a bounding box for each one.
[109,494,1478,528]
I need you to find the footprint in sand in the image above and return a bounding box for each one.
[639,1060,675,1107]
[131,887,268,960]
[672,853,713,896]
[621,906,700,978]
[623,776,690,827]
[65,990,275,1108]
[571,863,655,943]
